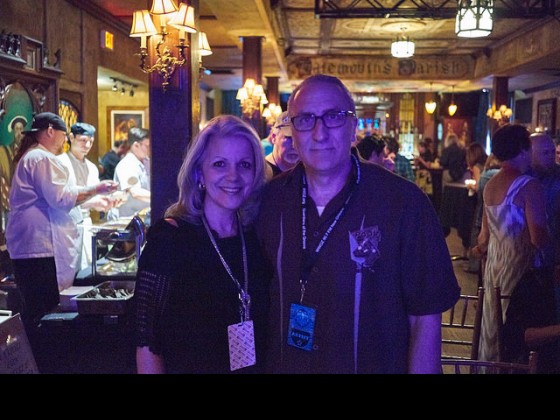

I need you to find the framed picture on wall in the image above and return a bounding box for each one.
[537,98,556,134]
[107,107,145,144]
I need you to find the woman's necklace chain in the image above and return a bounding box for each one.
[202,213,251,322]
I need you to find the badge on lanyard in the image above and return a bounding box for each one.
[228,320,256,371]
[287,303,317,351]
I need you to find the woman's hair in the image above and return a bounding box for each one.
[13,133,38,165]
[445,133,459,148]
[491,124,531,161]
[165,115,266,226]
[483,153,502,171]
[466,143,488,169]
[355,135,385,160]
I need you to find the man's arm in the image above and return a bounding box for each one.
[408,313,442,374]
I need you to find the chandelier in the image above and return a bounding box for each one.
[456,0,494,38]
[262,103,283,126]
[425,82,437,114]
[487,104,512,126]
[236,78,268,117]
[130,1,208,91]
[391,26,414,58]
[391,36,415,58]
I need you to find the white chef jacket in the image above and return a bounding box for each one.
[57,152,100,271]
[6,145,80,291]
[108,151,150,219]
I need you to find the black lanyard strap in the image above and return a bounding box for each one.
[299,155,361,302]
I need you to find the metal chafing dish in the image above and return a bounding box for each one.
[91,215,146,277]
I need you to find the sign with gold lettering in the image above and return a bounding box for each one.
[288,55,474,81]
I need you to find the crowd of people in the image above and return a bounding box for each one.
[5,74,560,374]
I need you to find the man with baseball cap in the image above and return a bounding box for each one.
[265,111,299,177]
[57,122,122,271]
[5,112,118,338]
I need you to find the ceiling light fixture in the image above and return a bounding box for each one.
[425,82,437,115]
[487,104,512,126]
[391,27,415,58]
[110,77,139,97]
[456,0,494,38]
[448,86,457,116]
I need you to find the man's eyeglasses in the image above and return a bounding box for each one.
[291,110,356,132]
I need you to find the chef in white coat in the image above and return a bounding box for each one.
[57,122,121,271]
[6,112,118,332]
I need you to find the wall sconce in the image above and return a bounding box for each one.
[456,0,493,38]
[236,78,268,117]
[129,1,199,91]
[262,103,283,126]
[391,27,414,58]
[425,82,437,114]
[198,31,212,77]
[448,86,457,116]
[487,104,512,126]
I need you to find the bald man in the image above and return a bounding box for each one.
[530,132,560,269]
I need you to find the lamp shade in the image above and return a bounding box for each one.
[391,37,415,58]
[150,0,179,15]
[130,10,158,37]
[169,4,197,34]
[456,0,493,38]
[199,32,213,56]
[425,101,437,114]
[448,103,458,116]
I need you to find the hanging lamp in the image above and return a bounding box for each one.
[425,82,437,114]
[448,86,457,116]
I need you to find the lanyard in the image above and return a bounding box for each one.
[202,213,251,322]
[299,155,361,302]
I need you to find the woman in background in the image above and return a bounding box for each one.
[473,124,549,362]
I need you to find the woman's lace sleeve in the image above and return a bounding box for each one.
[135,269,170,354]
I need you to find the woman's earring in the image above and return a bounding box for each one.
[198,182,205,190]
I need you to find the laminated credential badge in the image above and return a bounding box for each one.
[287,303,316,351]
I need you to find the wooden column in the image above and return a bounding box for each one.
[266,76,279,106]
[241,36,264,136]
[148,3,199,225]
[490,76,509,134]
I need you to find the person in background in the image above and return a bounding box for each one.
[424,137,437,160]
[99,140,129,181]
[529,132,560,271]
[256,74,460,374]
[440,133,468,185]
[414,140,435,196]
[5,112,118,336]
[473,124,550,363]
[463,143,488,273]
[57,122,122,271]
[0,115,28,221]
[384,136,415,182]
[265,111,299,177]
[355,134,395,172]
[108,127,151,221]
[466,153,501,280]
[135,115,271,374]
